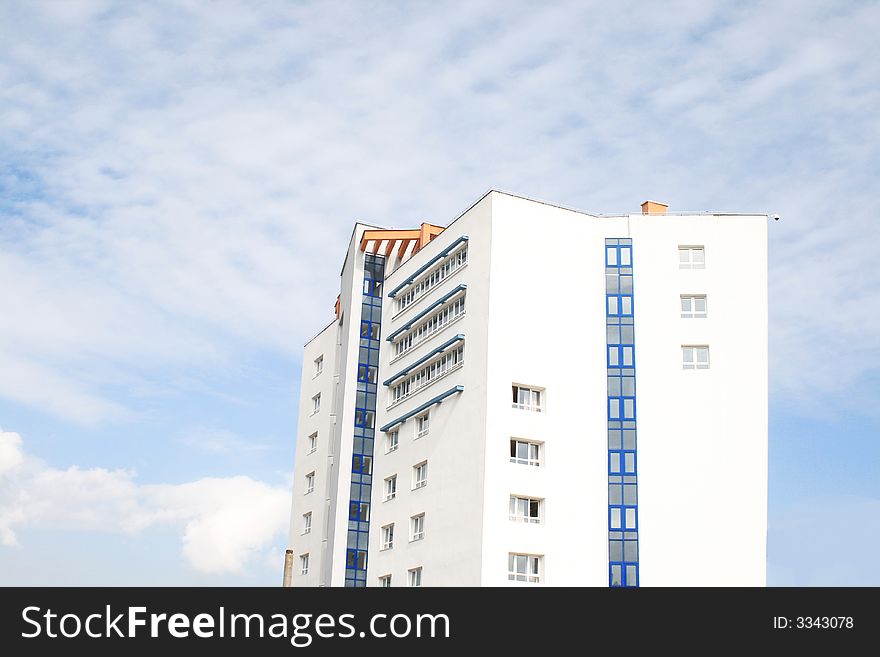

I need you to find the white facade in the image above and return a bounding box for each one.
[287,190,768,587]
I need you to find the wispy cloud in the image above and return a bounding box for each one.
[179,426,272,454]
[1,1,877,424]
[0,430,288,573]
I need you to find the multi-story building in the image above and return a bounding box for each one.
[285,190,768,587]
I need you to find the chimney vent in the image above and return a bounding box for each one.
[640,200,668,215]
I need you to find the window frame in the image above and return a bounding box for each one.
[307,431,318,454]
[386,430,399,453]
[509,495,543,524]
[412,461,428,490]
[305,471,315,494]
[302,511,312,535]
[410,513,425,542]
[416,412,430,439]
[383,474,397,502]
[678,245,706,269]
[507,553,541,583]
[509,438,542,466]
[313,355,324,377]
[311,393,321,415]
[408,567,423,587]
[680,294,708,319]
[381,523,394,550]
[682,345,710,370]
[300,553,310,575]
[512,385,543,412]
[378,575,392,587]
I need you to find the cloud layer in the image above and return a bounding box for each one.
[0,430,289,574]
[1,1,879,424]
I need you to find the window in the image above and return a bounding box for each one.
[680,295,707,318]
[510,439,541,466]
[395,245,468,315]
[307,432,318,454]
[410,514,425,541]
[508,553,541,583]
[389,345,464,407]
[682,345,710,369]
[413,461,428,489]
[509,496,542,524]
[305,471,315,494]
[384,475,397,502]
[381,524,394,550]
[392,293,467,360]
[313,355,323,376]
[512,385,543,412]
[302,512,312,535]
[379,575,392,587]
[300,554,309,575]
[408,567,422,587]
[311,393,321,415]
[678,246,705,269]
[416,412,430,439]
[386,430,399,453]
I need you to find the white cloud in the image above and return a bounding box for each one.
[0,0,878,421]
[0,430,289,573]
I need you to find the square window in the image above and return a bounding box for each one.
[682,345,710,369]
[508,553,541,583]
[509,496,542,524]
[679,246,706,269]
[681,295,708,318]
[510,439,541,466]
[512,385,543,412]
[379,575,392,587]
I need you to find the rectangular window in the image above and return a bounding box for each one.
[510,439,541,466]
[307,432,318,454]
[383,475,397,502]
[392,293,467,360]
[381,523,394,550]
[680,295,707,318]
[390,345,464,407]
[300,554,309,575]
[311,393,321,415]
[395,245,468,315]
[305,471,315,494]
[386,430,399,453]
[509,496,542,524]
[416,412,430,439]
[302,512,312,534]
[379,575,392,587]
[682,345,710,370]
[508,553,541,583]
[512,385,543,412]
[313,355,323,376]
[410,514,425,541]
[678,246,705,269]
[413,461,428,489]
[408,567,422,587]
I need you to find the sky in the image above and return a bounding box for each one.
[0,0,878,586]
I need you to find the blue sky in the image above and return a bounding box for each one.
[0,0,878,585]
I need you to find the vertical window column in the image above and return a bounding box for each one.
[605,239,640,588]
[345,252,385,587]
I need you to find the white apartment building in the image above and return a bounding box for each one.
[285,190,768,587]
